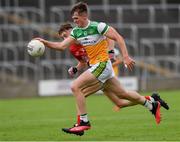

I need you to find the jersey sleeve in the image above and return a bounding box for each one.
[70,29,76,39]
[97,22,109,35]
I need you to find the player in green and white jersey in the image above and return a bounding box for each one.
[35,2,169,136]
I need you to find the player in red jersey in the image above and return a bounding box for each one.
[58,23,88,74]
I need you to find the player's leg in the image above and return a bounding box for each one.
[63,60,119,135]
[73,80,103,127]
[79,60,161,122]
[81,79,168,112]
[71,70,99,114]
[62,69,99,135]
[82,82,143,111]
[103,88,137,111]
[81,80,103,97]
[104,77,161,124]
[79,69,168,113]
[104,89,168,112]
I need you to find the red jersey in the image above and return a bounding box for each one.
[69,43,89,63]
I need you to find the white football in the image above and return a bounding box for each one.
[27,39,45,57]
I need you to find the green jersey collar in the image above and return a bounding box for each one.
[78,20,91,29]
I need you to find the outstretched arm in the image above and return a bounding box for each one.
[105,27,135,70]
[35,36,75,51]
[105,27,128,58]
[106,38,115,51]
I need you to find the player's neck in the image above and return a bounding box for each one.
[80,20,90,29]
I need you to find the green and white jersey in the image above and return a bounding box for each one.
[70,21,110,64]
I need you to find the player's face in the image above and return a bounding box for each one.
[72,12,87,27]
[59,29,71,40]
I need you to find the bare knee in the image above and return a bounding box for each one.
[71,82,80,95]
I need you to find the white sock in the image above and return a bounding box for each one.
[144,100,153,110]
[80,114,88,122]
[149,96,155,103]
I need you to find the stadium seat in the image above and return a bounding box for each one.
[14,61,39,80]
[122,8,150,24]
[138,27,164,39]
[155,8,179,23]
[136,0,162,5]
[81,0,103,5]
[108,0,132,5]
[169,26,180,38]
[90,9,118,23]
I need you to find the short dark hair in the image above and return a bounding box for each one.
[71,2,88,15]
[58,23,73,35]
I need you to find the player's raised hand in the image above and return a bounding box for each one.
[123,56,135,71]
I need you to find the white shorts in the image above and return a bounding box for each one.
[88,60,115,83]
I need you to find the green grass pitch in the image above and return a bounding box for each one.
[0,90,180,141]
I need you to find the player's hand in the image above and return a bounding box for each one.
[68,66,78,77]
[123,56,135,71]
[34,37,46,44]
[108,49,116,63]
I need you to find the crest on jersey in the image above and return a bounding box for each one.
[84,31,88,36]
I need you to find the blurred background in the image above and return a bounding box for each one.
[0,0,180,98]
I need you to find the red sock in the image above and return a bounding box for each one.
[145,96,151,101]
[77,115,80,125]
